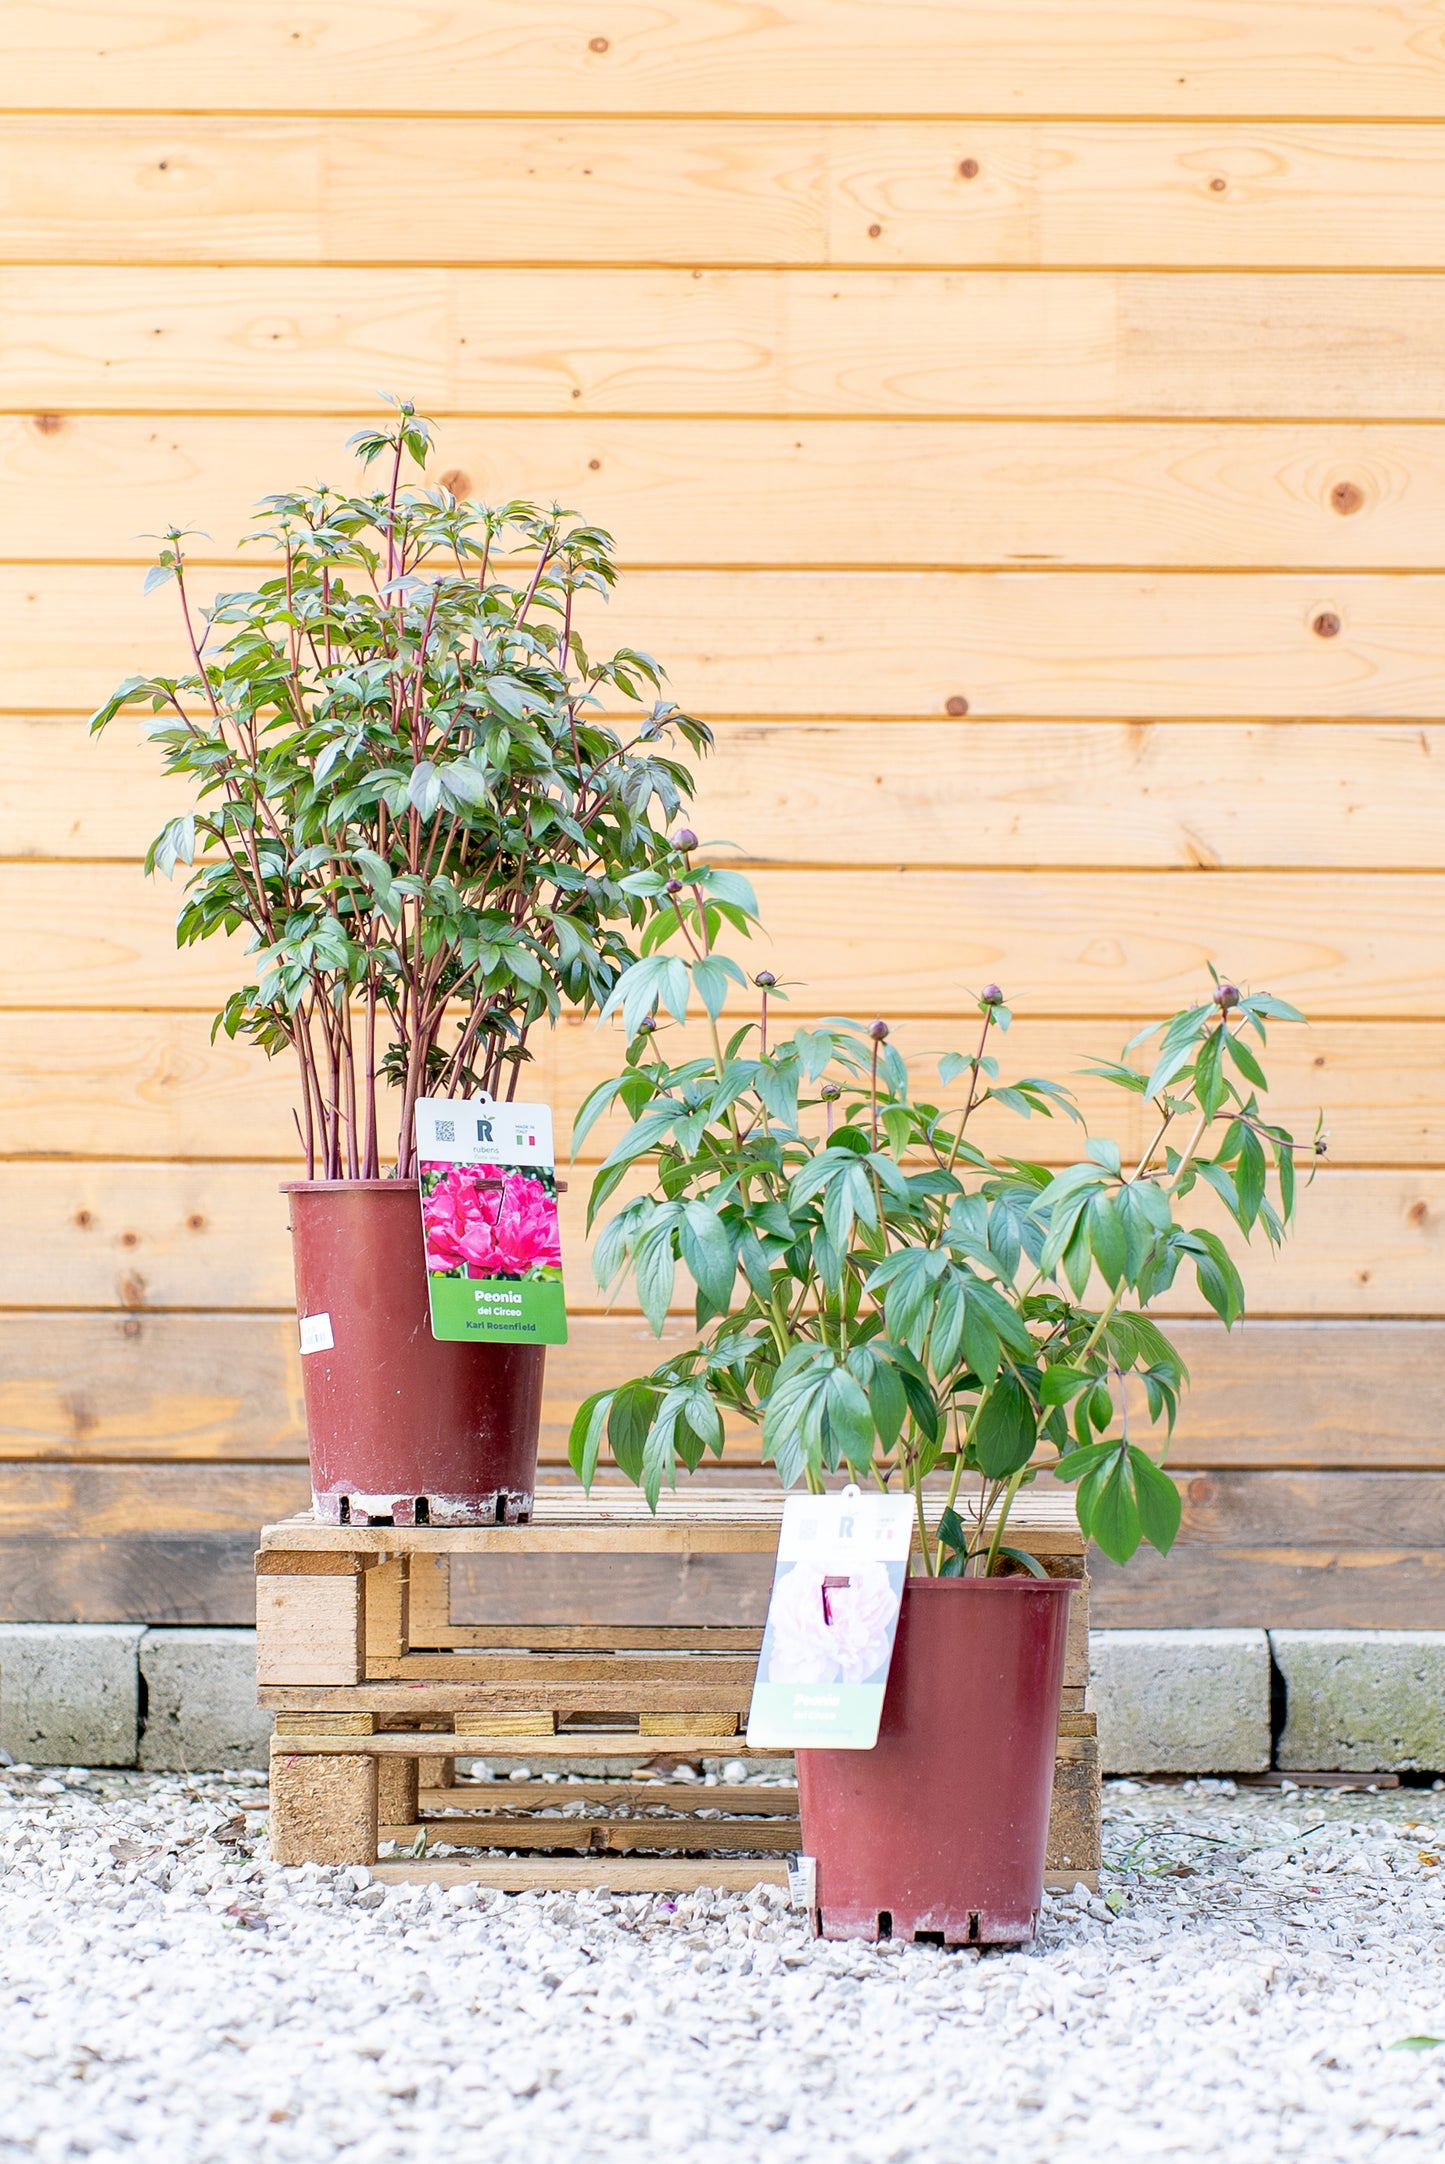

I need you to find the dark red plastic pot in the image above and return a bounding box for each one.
[283,1180,544,1526]
[796,1574,1075,1946]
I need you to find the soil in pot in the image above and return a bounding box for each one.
[796,1573,1075,1946]
[285,1180,545,1525]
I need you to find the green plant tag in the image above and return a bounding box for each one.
[745,1488,914,1751]
[415,1097,568,1346]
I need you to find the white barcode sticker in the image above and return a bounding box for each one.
[299,1312,334,1354]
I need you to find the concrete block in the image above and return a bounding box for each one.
[1273,1630,1445,1773]
[0,1624,144,1766]
[1091,1629,1272,1774]
[139,1628,271,1771]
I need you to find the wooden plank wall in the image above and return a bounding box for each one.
[3,2,1444,1629]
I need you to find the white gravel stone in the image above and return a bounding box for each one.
[6,1764,1445,2159]
[1274,1631,1445,1773]
[1092,1628,1272,1773]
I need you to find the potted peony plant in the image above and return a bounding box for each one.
[569,843,1311,1939]
[91,399,708,1526]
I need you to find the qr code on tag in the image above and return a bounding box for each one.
[433,1119,456,1144]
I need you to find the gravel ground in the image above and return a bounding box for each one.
[5,1762,1445,2161]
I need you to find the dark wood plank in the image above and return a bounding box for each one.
[1164,1322,1445,1470]
[1168,1469,1445,1547]
[0,1534,257,1624]
[0,1462,311,1537]
[12,1475,1445,1629]
[1091,1467,1445,1625]
[1091,1548,1445,1629]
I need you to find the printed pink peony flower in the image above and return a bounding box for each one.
[764,1560,898,1687]
[422,1164,561,1278]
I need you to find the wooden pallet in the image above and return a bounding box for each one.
[257,1487,1100,1893]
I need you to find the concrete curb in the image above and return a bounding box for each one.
[1091,1629,1272,1775]
[7,1625,1445,1774]
[138,1628,274,1772]
[0,1624,145,1766]
[1273,1631,1445,1774]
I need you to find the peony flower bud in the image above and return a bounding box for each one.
[1214,982,1239,1010]
[754,971,776,988]
[637,1015,658,1034]
[869,1019,890,1041]
[820,1081,842,1100]
[665,877,684,894]
[980,984,1004,1006]
[672,827,698,851]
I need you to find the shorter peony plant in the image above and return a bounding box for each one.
[569,850,1313,1570]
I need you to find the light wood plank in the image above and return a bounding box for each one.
[271,1730,781,1758]
[0,1160,1437,1317]
[0,1311,308,1463]
[21,566,1445,719]
[17,416,1445,569]
[7,1315,1437,1471]
[256,1569,363,1685]
[369,1861,791,1892]
[14,120,1445,269]
[0,1009,1428,1166]
[4,861,1440,1018]
[6,4,1445,118]
[11,713,1445,870]
[17,269,1445,420]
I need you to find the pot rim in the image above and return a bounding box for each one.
[280,1177,416,1194]
[904,1573,1080,1592]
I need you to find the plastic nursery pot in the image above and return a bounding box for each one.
[283,1180,545,1526]
[796,1573,1076,1947]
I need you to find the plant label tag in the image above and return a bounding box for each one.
[745,1488,914,1751]
[298,1311,334,1354]
[414,1096,568,1346]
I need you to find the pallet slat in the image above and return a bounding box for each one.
[385,1816,804,1853]
[421,1780,800,1814]
[271,1730,789,1757]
